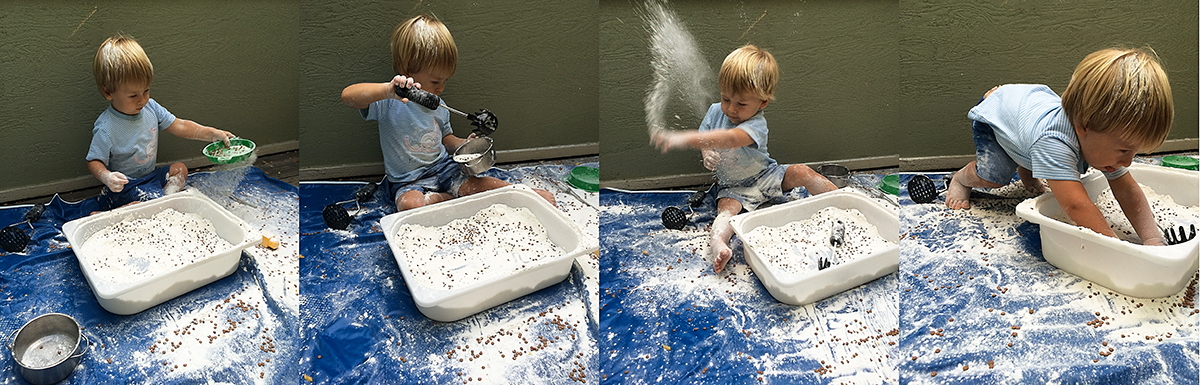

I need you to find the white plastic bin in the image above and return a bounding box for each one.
[730,190,899,305]
[62,191,259,315]
[1016,164,1199,298]
[380,185,598,322]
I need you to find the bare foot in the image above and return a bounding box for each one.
[945,173,972,210]
[712,241,732,273]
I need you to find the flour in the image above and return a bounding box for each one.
[394,204,564,290]
[642,1,714,133]
[453,153,483,163]
[80,208,232,286]
[206,144,252,158]
[744,207,895,277]
[1052,183,1199,244]
[603,201,899,383]
[901,182,1197,383]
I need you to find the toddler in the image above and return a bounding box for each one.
[341,14,554,211]
[87,35,234,211]
[948,48,1172,245]
[652,45,838,272]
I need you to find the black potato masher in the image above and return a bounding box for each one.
[817,220,846,270]
[906,174,947,204]
[322,181,380,230]
[661,184,713,230]
[0,203,45,253]
[1163,224,1197,245]
[394,85,499,137]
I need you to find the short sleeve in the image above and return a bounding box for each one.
[737,114,769,149]
[1029,135,1083,181]
[363,99,395,121]
[145,99,176,130]
[86,124,111,164]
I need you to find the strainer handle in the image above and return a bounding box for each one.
[72,332,91,359]
[5,329,15,350]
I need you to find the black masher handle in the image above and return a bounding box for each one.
[393,84,442,110]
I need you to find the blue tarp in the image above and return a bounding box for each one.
[299,164,599,384]
[599,173,900,384]
[0,167,299,384]
[897,163,1199,383]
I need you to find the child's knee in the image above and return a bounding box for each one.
[169,162,187,177]
[396,191,426,211]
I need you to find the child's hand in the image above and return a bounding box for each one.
[650,130,691,153]
[701,149,721,170]
[208,129,235,146]
[388,75,420,103]
[101,170,129,192]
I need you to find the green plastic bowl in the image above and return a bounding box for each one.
[879,174,899,196]
[564,166,599,193]
[203,138,256,164]
[1161,155,1198,171]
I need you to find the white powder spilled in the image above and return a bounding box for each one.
[641,1,714,133]
[1053,183,1199,244]
[199,153,258,202]
[81,208,232,285]
[223,183,300,315]
[902,194,1197,381]
[744,207,895,277]
[395,204,564,290]
[122,284,286,384]
[612,221,898,383]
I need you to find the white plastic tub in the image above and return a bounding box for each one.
[730,190,899,305]
[62,191,259,315]
[1016,164,1199,298]
[380,185,598,322]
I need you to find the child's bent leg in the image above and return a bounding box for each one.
[945,160,1005,209]
[1016,166,1045,194]
[781,164,837,195]
[396,190,452,211]
[164,162,187,195]
[459,177,556,206]
[711,198,743,273]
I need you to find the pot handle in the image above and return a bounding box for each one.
[72,333,91,359]
[5,329,15,351]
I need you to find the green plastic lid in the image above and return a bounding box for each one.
[1161,155,1198,171]
[565,166,599,193]
[204,138,256,164]
[879,174,899,196]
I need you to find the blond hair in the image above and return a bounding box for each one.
[391,14,457,76]
[1061,48,1173,152]
[93,35,153,95]
[718,45,777,102]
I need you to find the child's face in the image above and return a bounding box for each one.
[406,68,451,96]
[1075,127,1138,173]
[103,81,150,115]
[720,91,768,125]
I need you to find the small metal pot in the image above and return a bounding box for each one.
[7,313,90,385]
[817,164,850,188]
[453,137,496,177]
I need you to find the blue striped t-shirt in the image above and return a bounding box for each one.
[967,84,1125,181]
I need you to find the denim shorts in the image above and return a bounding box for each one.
[716,163,789,211]
[96,164,172,211]
[383,157,468,203]
[970,120,1020,186]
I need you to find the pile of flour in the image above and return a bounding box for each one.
[744,207,894,276]
[1055,184,1199,244]
[394,204,563,290]
[81,208,232,284]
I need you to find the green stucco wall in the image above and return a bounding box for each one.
[899,0,1199,160]
[299,0,599,173]
[600,0,900,184]
[0,1,299,192]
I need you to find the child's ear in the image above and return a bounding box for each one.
[100,87,114,101]
[758,99,770,110]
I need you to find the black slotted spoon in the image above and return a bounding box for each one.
[322,181,380,230]
[0,203,45,253]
